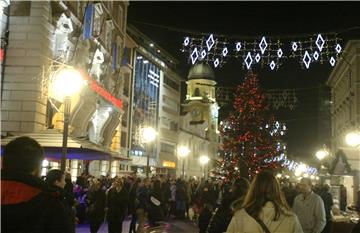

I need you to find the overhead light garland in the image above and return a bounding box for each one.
[181,32,342,70]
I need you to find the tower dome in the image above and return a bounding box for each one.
[188,63,215,80]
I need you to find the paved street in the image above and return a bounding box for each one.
[76,218,199,233]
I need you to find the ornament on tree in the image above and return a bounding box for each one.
[217,72,285,180]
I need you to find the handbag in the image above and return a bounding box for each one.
[245,209,271,233]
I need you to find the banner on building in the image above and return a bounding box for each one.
[83,4,94,40]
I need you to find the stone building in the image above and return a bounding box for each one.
[179,63,220,178]
[1,1,131,179]
[327,40,360,206]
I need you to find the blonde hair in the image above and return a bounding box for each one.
[241,170,290,221]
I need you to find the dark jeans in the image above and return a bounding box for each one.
[129,213,137,233]
[108,216,124,233]
[321,221,331,233]
[90,220,102,233]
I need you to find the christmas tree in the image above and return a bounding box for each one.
[219,72,283,180]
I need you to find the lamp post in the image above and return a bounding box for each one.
[178,146,190,178]
[51,67,84,172]
[199,155,210,179]
[141,126,157,177]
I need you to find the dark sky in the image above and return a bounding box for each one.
[127,1,360,161]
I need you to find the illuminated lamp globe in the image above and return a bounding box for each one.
[52,68,84,100]
[345,132,360,147]
[316,150,328,160]
[178,146,190,158]
[199,155,210,165]
[141,127,157,143]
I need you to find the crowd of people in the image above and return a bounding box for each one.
[2,136,360,233]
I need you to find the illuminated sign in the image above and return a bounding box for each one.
[81,71,122,110]
[162,161,176,168]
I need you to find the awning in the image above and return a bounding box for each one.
[1,130,131,161]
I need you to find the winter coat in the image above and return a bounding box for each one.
[1,171,75,233]
[137,186,150,210]
[148,188,165,222]
[227,202,303,233]
[207,194,245,233]
[87,189,106,223]
[106,187,129,221]
[128,183,139,215]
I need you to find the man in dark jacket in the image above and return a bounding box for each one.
[1,136,72,233]
[106,178,129,233]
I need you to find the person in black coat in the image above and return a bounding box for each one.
[1,137,74,233]
[87,180,106,233]
[148,179,165,227]
[106,178,129,233]
[320,184,334,233]
[45,169,76,233]
[128,178,141,233]
[206,178,250,233]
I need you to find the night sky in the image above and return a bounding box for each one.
[127,1,360,161]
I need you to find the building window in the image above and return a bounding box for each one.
[170,121,178,132]
[122,47,132,66]
[194,88,200,96]
[161,142,175,154]
[164,76,179,91]
[123,73,130,97]
[121,131,127,147]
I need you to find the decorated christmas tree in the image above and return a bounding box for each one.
[219,72,284,180]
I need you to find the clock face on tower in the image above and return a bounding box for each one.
[191,108,200,117]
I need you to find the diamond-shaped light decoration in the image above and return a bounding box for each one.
[313,51,319,61]
[191,48,199,64]
[277,48,283,58]
[214,58,220,68]
[292,42,298,51]
[316,34,325,52]
[270,61,276,70]
[236,42,242,51]
[259,36,268,54]
[330,57,336,67]
[255,53,261,63]
[206,34,215,51]
[335,44,342,54]
[245,52,253,69]
[200,50,207,59]
[303,51,311,69]
[184,37,190,46]
[222,47,228,57]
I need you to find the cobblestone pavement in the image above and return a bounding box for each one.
[76,218,199,233]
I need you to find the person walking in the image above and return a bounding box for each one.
[45,169,76,233]
[227,170,303,233]
[148,179,165,227]
[136,178,151,233]
[1,137,73,233]
[319,184,333,233]
[293,178,326,233]
[128,178,141,233]
[207,178,250,233]
[87,179,106,233]
[106,178,129,233]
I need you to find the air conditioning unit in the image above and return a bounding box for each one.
[93,49,104,64]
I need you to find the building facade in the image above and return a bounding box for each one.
[327,40,360,206]
[1,1,130,179]
[126,26,182,177]
[180,63,220,179]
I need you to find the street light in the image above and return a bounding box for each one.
[316,149,329,160]
[178,146,190,178]
[51,67,84,172]
[141,126,157,177]
[345,132,360,147]
[199,155,210,178]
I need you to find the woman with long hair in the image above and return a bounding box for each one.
[227,170,303,233]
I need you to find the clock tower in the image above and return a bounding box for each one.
[182,63,219,141]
